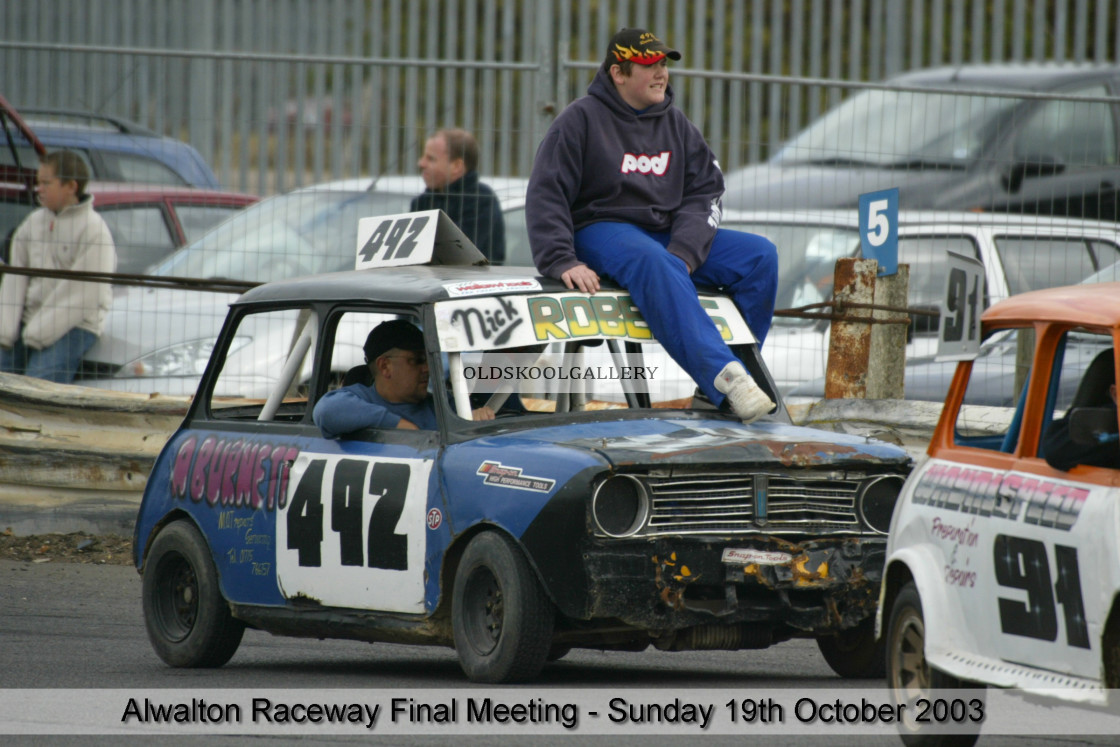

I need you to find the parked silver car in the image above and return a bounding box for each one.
[723,210,1120,394]
[724,64,1120,222]
[79,176,529,394]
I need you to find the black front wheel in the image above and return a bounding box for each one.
[142,521,245,668]
[816,616,886,679]
[452,531,554,683]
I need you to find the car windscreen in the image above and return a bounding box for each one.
[772,88,1017,167]
[724,221,859,326]
[435,291,756,415]
[147,189,413,282]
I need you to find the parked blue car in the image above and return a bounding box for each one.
[9,106,220,188]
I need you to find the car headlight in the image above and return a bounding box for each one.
[117,336,250,378]
[858,474,905,534]
[592,474,649,537]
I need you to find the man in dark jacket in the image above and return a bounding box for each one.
[525,28,778,423]
[1043,348,1120,471]
[412,128,506,263]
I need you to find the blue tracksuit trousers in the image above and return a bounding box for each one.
[574,222,778,406]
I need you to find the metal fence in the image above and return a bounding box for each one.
[3,0,1120,398]
[4,0,1120,193]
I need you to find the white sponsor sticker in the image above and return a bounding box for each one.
[443,278,542,297]
[721,547,793,566]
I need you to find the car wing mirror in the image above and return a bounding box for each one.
[1068,406,1119,446]
[1002,153,1066,193]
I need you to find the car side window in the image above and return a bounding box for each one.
[994,237,1097,294]
[1015,85,1117,167]
[898,235,982,314]
[1036,331,1117,466]
[1088,239,1120,270]
[501,206,529,266]
[322,310,400,394]
[108,152,189,186]
[98,206,176,274]
[207,307,316,423]
[952,327,1034,451]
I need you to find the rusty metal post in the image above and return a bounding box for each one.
[824,258,877,399]
[866,263,909,399]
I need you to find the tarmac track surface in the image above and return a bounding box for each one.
[0,560,1111,746]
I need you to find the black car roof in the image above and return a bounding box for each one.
[232,265,585,307]
[893,63,1120,92]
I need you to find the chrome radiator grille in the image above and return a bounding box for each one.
[643,471,863,535]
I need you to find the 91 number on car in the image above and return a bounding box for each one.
[994,533,1090,649]
[937,251,984,360]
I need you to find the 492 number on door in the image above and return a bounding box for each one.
[275,453,432,614]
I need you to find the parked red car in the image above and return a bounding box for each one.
[3,95,257,273]
[0,93,46,243]
[88,182,258,274]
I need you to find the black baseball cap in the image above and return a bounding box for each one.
[363,320,424,363]
[605,28,681,67]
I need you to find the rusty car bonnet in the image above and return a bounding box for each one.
[510,418,911,470]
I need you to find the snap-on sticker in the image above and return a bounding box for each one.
[476,461,556,493]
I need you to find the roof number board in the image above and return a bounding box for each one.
[355,209,486,269]
[936,250,984,361]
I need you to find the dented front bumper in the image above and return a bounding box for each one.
[582,535,884,635]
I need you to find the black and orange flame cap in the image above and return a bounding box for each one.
[605,28,681,66]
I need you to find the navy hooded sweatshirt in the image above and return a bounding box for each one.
[526,64,725,278]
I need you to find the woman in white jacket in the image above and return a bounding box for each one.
[0,150,116,383]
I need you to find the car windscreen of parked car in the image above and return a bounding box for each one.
[724,64,1120,221]
[79,179,529,393]
[149,189,411,282]
[772,88,1015,168]
[11,107,221,188]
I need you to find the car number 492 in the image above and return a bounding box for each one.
[286,457,412,569]
[276,454,431,614]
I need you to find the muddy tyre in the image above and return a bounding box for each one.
[142,521,245,668]
[817,617,886,678]
[452,531,554,683]
[887,582,982,747]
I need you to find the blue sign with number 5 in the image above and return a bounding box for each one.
[859,188,899,276]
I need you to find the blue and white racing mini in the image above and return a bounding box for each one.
[136,211,912,683]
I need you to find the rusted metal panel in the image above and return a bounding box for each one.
[867,264,909,399]
[825,258,877,399]
[582,536,884,636]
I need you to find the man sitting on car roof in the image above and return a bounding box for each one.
[313,319,494,437]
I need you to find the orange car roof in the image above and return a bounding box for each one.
[982,282,1120,330]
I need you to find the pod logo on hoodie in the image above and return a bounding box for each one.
[620,151,671,176]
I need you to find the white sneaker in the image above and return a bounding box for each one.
[714,361,775,424]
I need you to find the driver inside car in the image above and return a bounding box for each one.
[1042,348,1120,471]
[314,319,494,437]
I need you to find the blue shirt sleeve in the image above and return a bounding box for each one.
[313,384,439,437]
[313,385,403,438]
